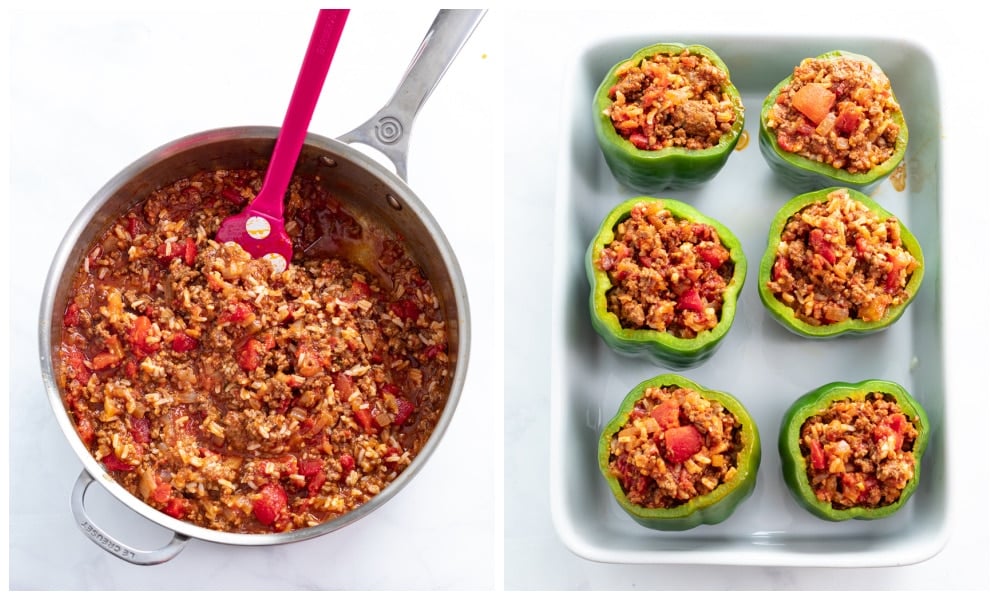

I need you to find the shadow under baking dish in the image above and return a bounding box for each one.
[549,34,946,567]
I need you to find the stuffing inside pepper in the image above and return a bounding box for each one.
[605,50,739,151]
[608,385,742,509]
[798,392,918,509]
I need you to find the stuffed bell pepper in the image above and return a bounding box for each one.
[778,379,930,521]
[599,374,760,530]
[759,50,908,192]
[593,43,745,192]
[588,196,746,368]
[759,187,923,338]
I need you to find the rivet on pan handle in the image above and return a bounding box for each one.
[337,9,485,182]
[71,470,189,565]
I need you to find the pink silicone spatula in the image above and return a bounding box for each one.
[216,9,349,274]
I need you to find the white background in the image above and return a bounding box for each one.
[4,0,996,593]
[7,2,499,591]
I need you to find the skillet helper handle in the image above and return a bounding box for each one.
[71,470,189,565]
[337,9,485,182]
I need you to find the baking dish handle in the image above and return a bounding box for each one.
[337,8,485,182]
[71,470,189,565]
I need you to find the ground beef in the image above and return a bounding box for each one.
[603,49,740,151]
[765,54,902,173]
[767,188,918,325]
[56,169,451,534]
[799,392,918,509]
[598,202,734,338]
[608,385,742,509]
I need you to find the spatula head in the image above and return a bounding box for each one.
[216,209,293,273]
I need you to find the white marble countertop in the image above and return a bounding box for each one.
[8,5,498,591]
[503,5,994,591]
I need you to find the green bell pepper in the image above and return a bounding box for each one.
[778,379,929,521]
[587,196,747,368]
[598,374,760,531]
[758,187,924,338]
[758,50,908,192]
[593,43,745,192]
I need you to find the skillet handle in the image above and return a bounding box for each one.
[337,9,485,181]
[71,470,189,565]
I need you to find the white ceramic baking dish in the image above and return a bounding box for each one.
[549,34,949,567]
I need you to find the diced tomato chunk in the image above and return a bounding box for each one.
[183,237,197,266]
[885,261,906,293]
[689,223,712,242]
[91,351,119,370]
[772,255,790,281]
[389,299,421,322]
[306,471,326,497]
[394,398,415,426]
[171,332,198,352]
[349,280,371,300]
[298,458,324,477]
[252,483,287,526]
[162,497,188,519]
[875,413,908,452]
[129,315,149,345]
[149,482,170,504]
[835,108,862,135]
[339,454,355,472]
[352,402,377,434]
[129,415,151,444]
[237,338,264,371]
[676,288,704,313]
[155,237,196,265]
[651,400,680,430]
[696,244,729,269]
[101,453,135,472]
[791,83,836,124]
[295,343,324,377]
[64,302,80,327]
[223,301,255,324]
[777,132,798,152]
[127,215,143,237]
[221,187,244,205]
[809,439,826,471]
[662,425,703,464]
[129,315,159,357]
[422,343,446,360]
[809,229,837,264]
[885,413,907,434]
[628,132,649,150]
[795,121,816,137]
[335,373,355,403]
[255,454,297,479]
[63,345,91,386]
[75,414,95,447]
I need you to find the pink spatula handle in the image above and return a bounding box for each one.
[253,9,349,218]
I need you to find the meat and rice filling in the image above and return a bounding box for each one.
[608,386,742,509]
[767,188,918,325]
[598,202,733,338]
[604,50,740,151]
[57,169,451,534]
[799,393,918,509]
[765,54,902,173]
